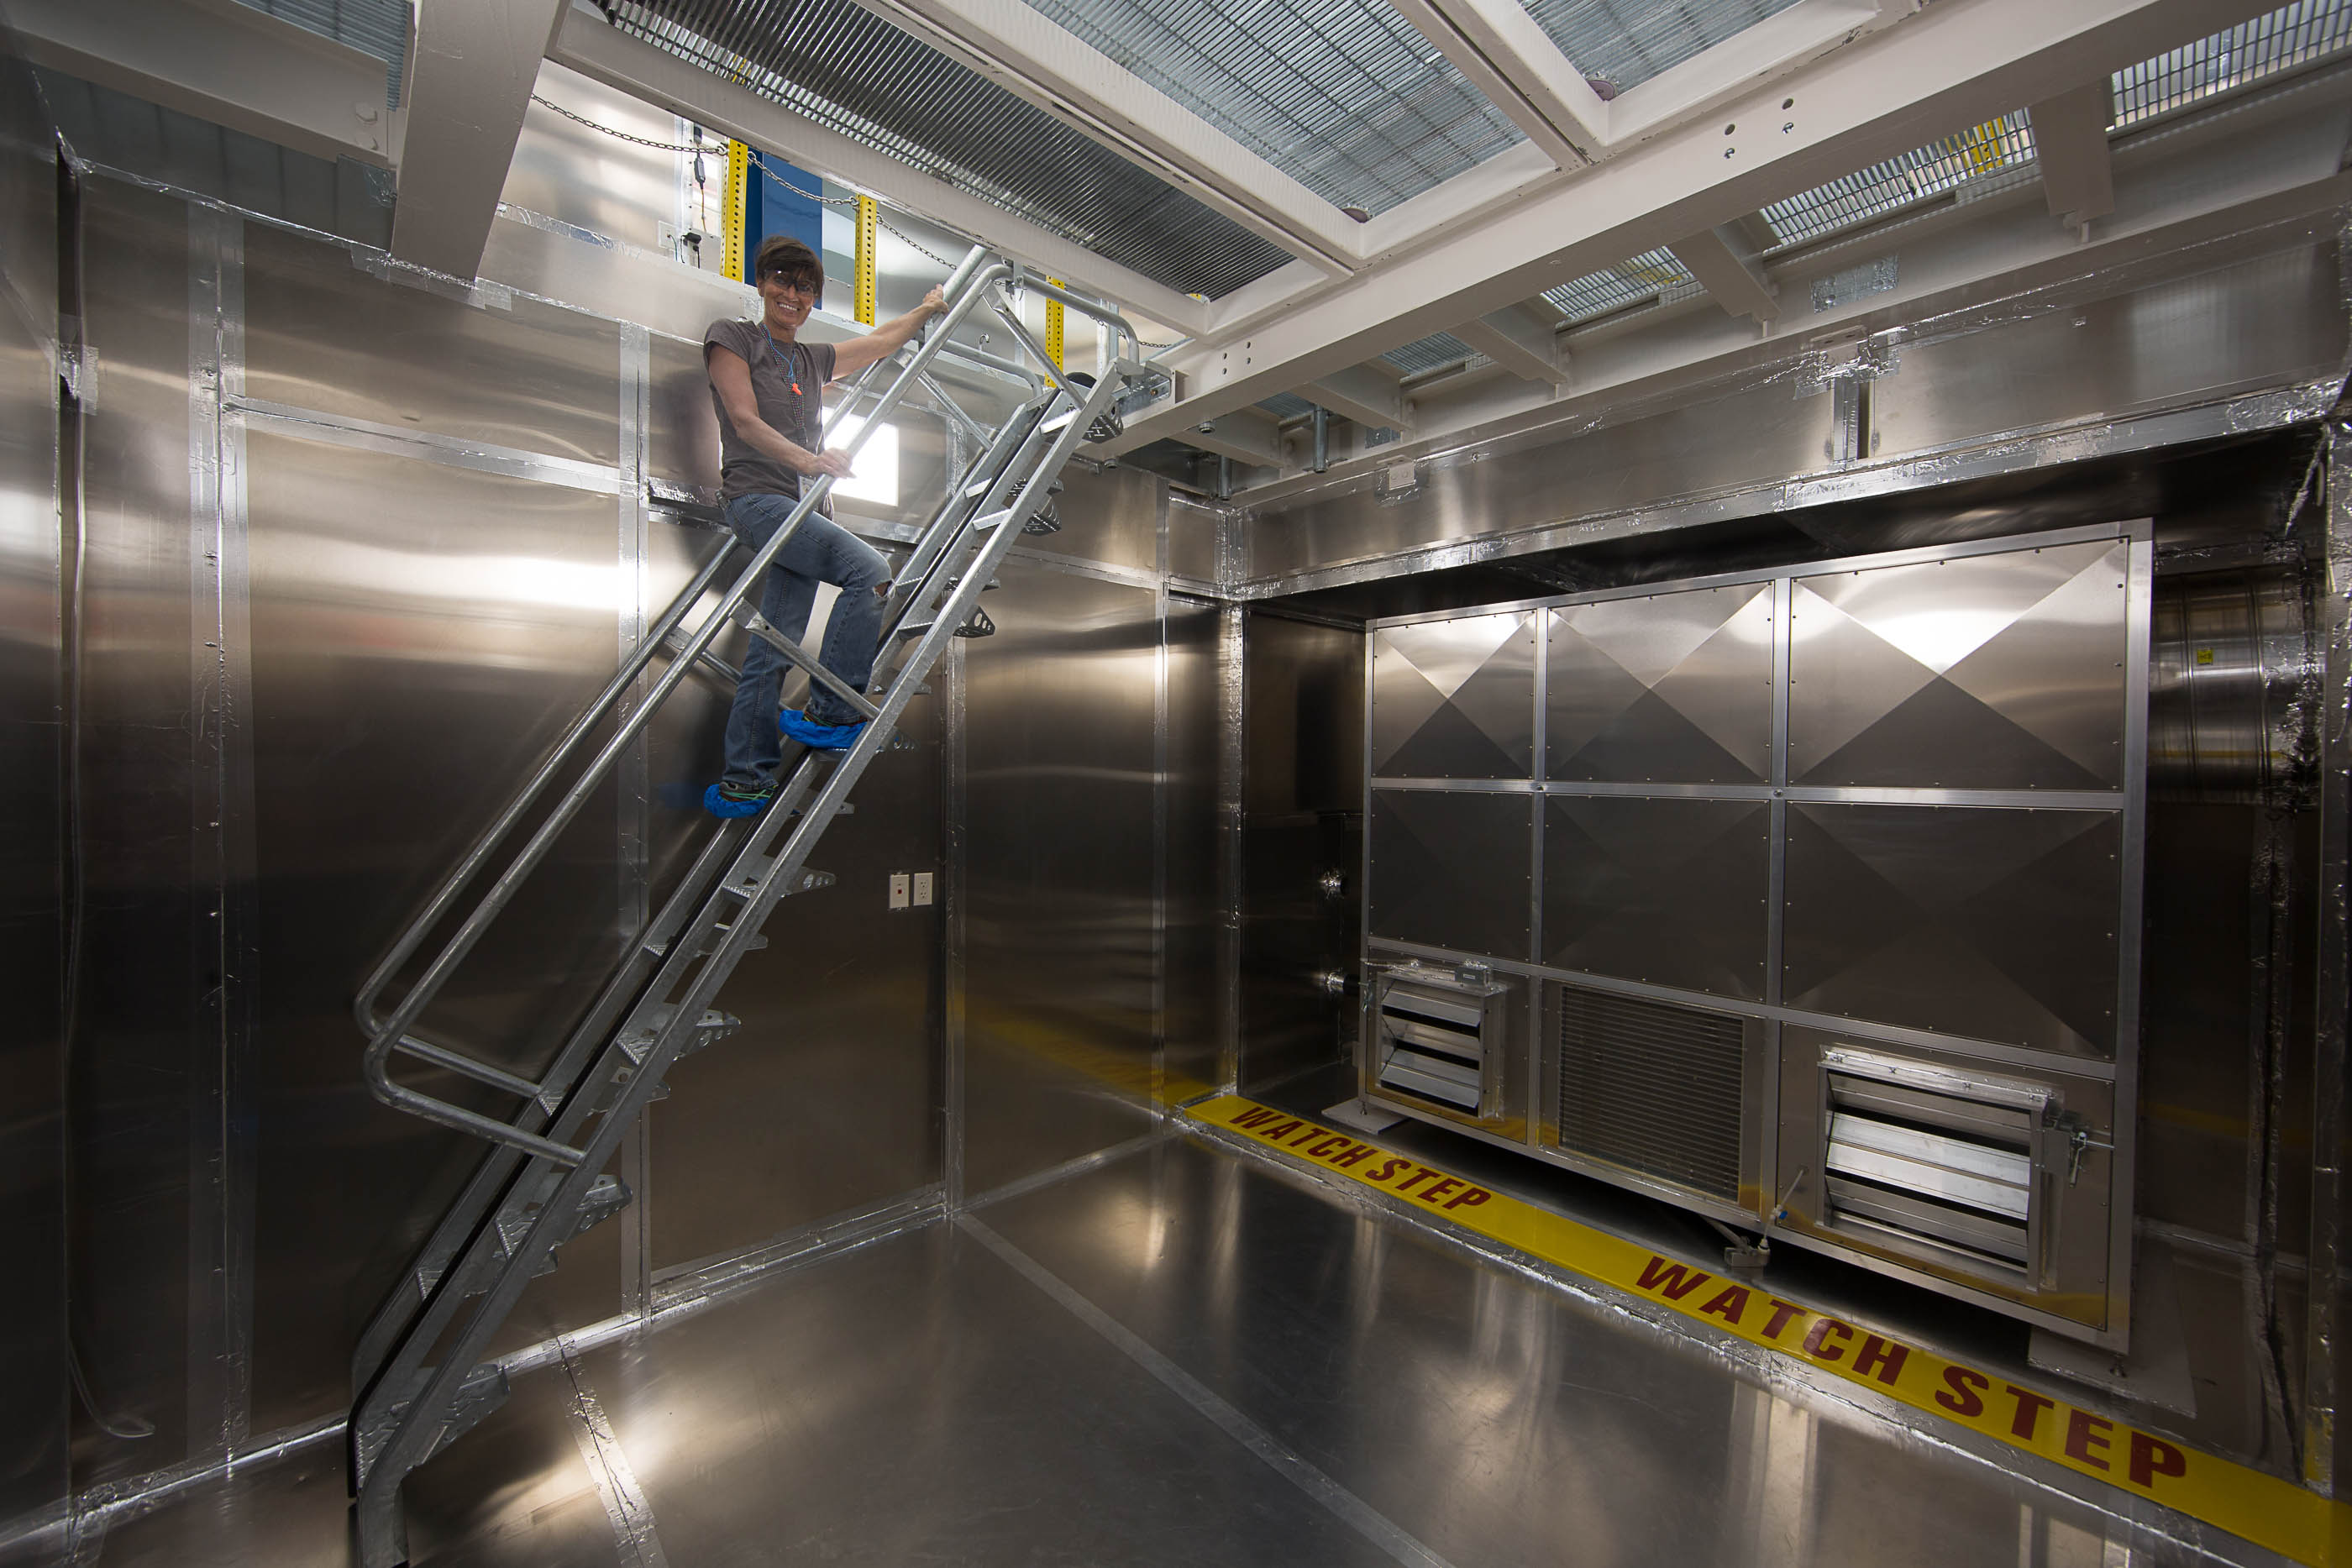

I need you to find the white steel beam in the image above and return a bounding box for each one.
[1182,408,1289,468]
[2030,81,2119,223]
[1305,364,1412,432]
[549,10,1209,337]
[851,0,1362,274]
[11,0,394,165]
[1667,225,1779,321]
[1451,305,1570,384]
[1106,0,2265,454]
[1601,0,1899,146]
[394,0,568,279]
[1383,0,1608,166]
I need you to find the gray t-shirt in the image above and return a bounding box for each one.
[703,319,839,503]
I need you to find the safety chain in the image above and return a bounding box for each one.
[528,94,1184,348]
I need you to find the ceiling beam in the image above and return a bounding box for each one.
[2030,81,2119,223]
[1182,408,1289,468]
[1383,0,1607,166]
[394,0,567,279]
[549,10,1209,338]
[1667,226,1778,321]
[1103,0,2265,454]
[1304,364,1412,432]
[1451,305,1570,384]
[850,0,1362,275]
[10,0,394,165]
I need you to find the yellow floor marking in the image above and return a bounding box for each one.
[1189,1094,2349,1565]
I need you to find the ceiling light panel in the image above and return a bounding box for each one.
[611,0,1296,297]
[1758,111,2035,249]
[2111,0,2352,128]
[1542,248,1695,323]
[1023,0,1526,213]
[1517,0,1810,95]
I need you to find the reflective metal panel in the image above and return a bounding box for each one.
[644,331,722,490]
[2150,565,2314,805]
[1547,585,1772,783]
[241,220,624,466]
[1541,797,1769,999]
[1367,789,1533,960]
[1782,802,2124,1056]
[960,563,1163,1196]
[1370,611,1534,779]
[1163,594,1221,1101]
[0,36,66,1548]
[1872,249,2347,462]
[502,65,681,252]
[1021,459,1163,578]
[1790,541,2129,789]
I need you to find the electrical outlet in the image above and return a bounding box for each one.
[888,873,910,910]
[911,872,933,907]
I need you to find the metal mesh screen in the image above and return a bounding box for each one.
[1258,391,1318,419]
[1759,111,2035,249]
[607,0,1296,298]
[1555,984,1746,1200]
[1519,0,1810,94]
[1541,248,1693,323]
[229,0,407,104]
[1022,0,1525,213]
[1381,330,1482,375]
[2112,0,2352,128]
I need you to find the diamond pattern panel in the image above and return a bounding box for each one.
[1789,543,2129,789]
[1368,790,1534,960]
[1543,798,1769,999]
[1372,613,1536,778]
[1782,803,2123,1054]
[1548,585,1773,783]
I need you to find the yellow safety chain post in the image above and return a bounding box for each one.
[1045,278,1064,370]
[855,195,879,325]
[722,141,749,282]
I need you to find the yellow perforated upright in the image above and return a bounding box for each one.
[855,196,878,325]
[722,141,748,282]
[1045,278,1064,369]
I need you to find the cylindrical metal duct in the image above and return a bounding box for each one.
[2149,566,2314,804]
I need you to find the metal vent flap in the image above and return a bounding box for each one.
[1553,983,1745,1200]
[1819,1048,2051,1272]
[1374,967,1507,1116]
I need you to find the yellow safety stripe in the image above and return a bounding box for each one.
[1188,1094,2350,1566]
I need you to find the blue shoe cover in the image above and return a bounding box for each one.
[703,780,774,818]
[779,708,868,751]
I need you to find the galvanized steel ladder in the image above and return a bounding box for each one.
[346,245,1142,1568]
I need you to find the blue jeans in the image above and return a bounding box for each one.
[720,492,889,786]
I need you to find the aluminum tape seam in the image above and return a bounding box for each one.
[956,1214,1459,1568]
[557,1339,673,1568]
[617,321,655,1322]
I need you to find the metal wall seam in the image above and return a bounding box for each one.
[942,637,969,1208]
[184,201,258,1463]
[617,321,655,1321]
[1527,605,1547,1149]
[224,396,627,494]
[1215,601,1245,1095]
[2304,429,2352,1492]
[1152,511,1170,1109]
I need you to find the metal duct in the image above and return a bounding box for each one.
[2149,565,2315,804]
[607,0,1294,298]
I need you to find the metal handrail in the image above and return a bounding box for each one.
[356,248,1018,1158]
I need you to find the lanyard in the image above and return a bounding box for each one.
[760,328,804,396]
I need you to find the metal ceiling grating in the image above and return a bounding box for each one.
[2111,0,2352,128]
[1758,111,2036,249]
[606,1,1296,298]
[1381,330,1483,375]
[1518,0,1810,95]
[1541,248,1693,323]
[228,0,407,105]
[1020,0,1525,213]
[1259,391,1319,419]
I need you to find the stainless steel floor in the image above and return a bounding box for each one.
[76,1132,2284,1566]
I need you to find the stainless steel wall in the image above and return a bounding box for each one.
[0,13,66,1555]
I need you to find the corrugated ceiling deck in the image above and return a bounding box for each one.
[1519,0,1810,93]
[1020,0,1526,213]
[2112,0,2352,126]
[229,0,407,103]
[608,0,1295,298]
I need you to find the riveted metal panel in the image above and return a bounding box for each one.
[1367,789,1534,961]
[1370,611,1535,779]
[1541,796,1770,999]
[1547,585,1773,784]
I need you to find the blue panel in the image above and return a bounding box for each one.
[749,151,826,258]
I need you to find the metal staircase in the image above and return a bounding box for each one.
[345,246,1144,1567]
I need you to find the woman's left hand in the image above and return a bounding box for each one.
[921,285,947,315]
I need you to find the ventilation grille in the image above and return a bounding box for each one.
[1820,1057,2043,1272]
[1375,977,1497,1116]
[1554,985,1744,1199]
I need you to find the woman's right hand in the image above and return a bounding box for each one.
[797,447,855,480]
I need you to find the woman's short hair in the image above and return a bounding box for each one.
[753,234,822,290]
